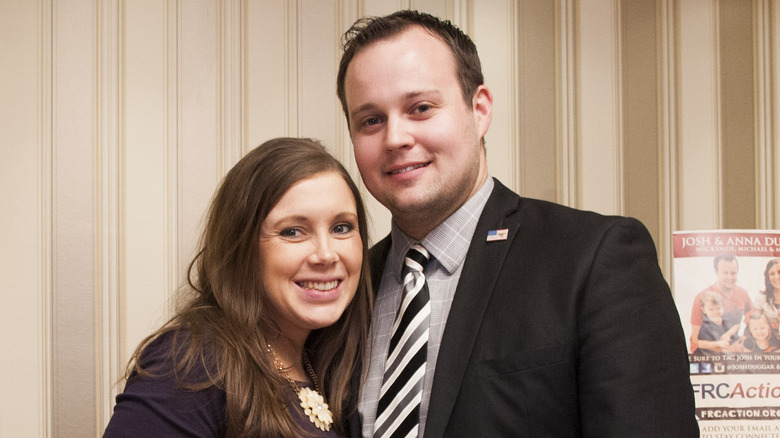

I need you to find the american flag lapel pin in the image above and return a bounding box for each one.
[486,229,509,242]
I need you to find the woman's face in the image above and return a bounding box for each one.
[748,317,771,342]
[769,262,780,291]
[258,172,363,342]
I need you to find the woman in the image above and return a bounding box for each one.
[104,138,372,437]
[742,310,780,354]
[753,259,780,331]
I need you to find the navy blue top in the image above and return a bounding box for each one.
[103,332,341,437]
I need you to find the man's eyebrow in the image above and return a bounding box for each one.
[404,89,442,100]
[349,90,443,119]
[350,103,378,120]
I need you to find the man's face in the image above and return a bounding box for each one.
[715,259,739,294]
[343,26,492,239]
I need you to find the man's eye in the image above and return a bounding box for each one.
[280,228,302,237]
[416,104,431,113]
[363,117,380,126]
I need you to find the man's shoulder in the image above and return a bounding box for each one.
[510,193,640,239]
[733,284,751,298]
[697,284,718,296]
[491,179,622,228]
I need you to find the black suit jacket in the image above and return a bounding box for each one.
[366,179,698,437]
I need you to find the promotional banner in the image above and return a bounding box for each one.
[673,230,780,437]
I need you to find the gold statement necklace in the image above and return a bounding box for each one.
[267,344,334,432]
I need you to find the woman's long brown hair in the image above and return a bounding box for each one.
[124,137,372,437]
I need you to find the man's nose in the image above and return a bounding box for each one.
[384,116,413,150]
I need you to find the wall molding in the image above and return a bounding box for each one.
[336,0,360,166]
[613,0,625,215]
[557,0,578,207]
[774,0,780,227]
[451,0,472,34]
[509,0,521,193]
[755,0,776,229]
[219,0,244,172]
[713,0,724,227]
[38,0,54,436]
[287,0,299,136]
[657,0,679,275]
[96,0,122,429]
[165,0,180,319]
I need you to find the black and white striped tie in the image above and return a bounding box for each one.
[374,243,431,438]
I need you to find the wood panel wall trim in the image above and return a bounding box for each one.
[774,0,780,226]
[287,0,299,136]
[677,0,721,229]
[613,0,625,215]
[219,0,245,174]
[657,0,679,276]
[165,0,180,318]
[713,0,724,227]
[165,0,181,316]
[96,0,122,430]
[754,0,776,229]
[557,0,578,207]
[509,0,521,193]
[336,0,361,169]
[39,0,54,436]
[451,0,472,34]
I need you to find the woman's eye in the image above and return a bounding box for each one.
[333,223,355,234]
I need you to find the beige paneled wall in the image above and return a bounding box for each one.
[52,0,99,435]
[2,0,779,436]
[771,0,780,227]
[757,0,779,229]
[1,1,50,437]
[679,0,722,230]
[622,0,661,247]
[720,0,756,229]
[579,0,624,214]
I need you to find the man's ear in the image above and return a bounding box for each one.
[472,85,493,139]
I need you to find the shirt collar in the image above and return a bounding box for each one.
[388,177,494,279]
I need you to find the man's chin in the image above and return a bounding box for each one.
[384,191,432,213]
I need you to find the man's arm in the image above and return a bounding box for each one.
[576,218,698,437]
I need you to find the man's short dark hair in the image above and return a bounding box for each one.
[336,10,484,126]
[714,253,738,271]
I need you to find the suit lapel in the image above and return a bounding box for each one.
[424,180,523,437]
[369,234,392,293]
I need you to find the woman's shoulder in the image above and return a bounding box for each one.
[135,330,178,370]
[105,329,227,437]
[134,330,182,368]
[136,328,220,382]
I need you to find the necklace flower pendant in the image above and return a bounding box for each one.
[298,387,333,431]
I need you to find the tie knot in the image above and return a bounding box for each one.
[404,243,430,274]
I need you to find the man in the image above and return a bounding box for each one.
[689,253,753,353]
[337,10,698,437]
